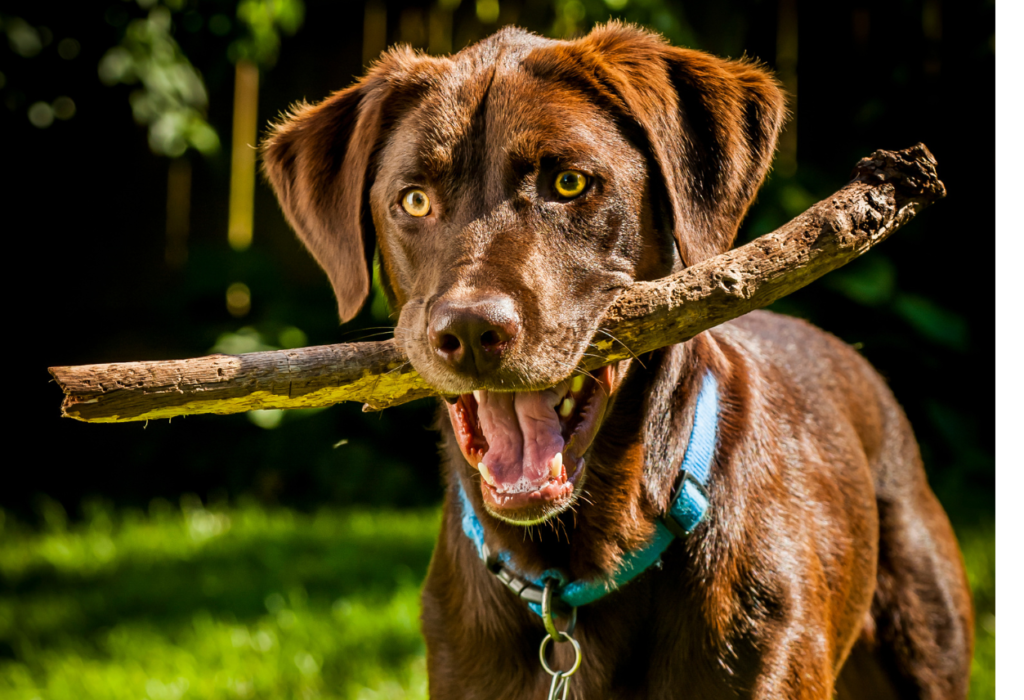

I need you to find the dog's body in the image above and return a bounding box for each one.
[424,312,972,699]
[264,23,973,699]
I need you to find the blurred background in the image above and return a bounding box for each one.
[2,1,994,698]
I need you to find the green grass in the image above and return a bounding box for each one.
[961,521,996,700]
[0,501,435,699]
[0,501,994,699]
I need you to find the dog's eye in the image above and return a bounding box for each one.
[402,189,431,217]
[554,171,587,199]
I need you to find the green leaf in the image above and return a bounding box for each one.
[825,254,896,306]
[892,293,969,351]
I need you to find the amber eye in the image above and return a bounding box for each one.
[401,189,431,217]
[554,170,587,199]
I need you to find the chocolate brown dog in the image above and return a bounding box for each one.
[263,22,973,699]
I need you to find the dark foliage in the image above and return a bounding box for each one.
[2,0,993,531]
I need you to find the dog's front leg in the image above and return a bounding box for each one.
[673,546,856,700]
[727,574,849,700]
[746,630,837,700]
[420,511,555,700]
[420,590,553,700]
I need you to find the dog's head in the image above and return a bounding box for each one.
[264,23,784,525]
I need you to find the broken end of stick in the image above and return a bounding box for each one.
[851,143,946,204]
[48,365,92,422]
[48,365,68,390]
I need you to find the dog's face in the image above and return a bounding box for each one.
[264,23,784,525]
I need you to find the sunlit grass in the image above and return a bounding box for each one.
[0,501,994,699]
[0,501,436,699]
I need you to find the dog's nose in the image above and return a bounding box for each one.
[428,295,521,375]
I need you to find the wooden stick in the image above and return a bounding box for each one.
[49,144,944,423]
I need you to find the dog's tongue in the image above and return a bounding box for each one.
[476,388,564,492]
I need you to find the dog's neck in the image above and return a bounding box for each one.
[440,338,714,582]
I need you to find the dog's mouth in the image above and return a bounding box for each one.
[445,365,617,524]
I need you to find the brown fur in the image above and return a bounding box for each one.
[263,22,973,699]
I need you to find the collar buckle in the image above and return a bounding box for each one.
[660,469,711,540]
[484,544,572,614]
[678,469,710,502]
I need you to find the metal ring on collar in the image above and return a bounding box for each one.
[542,580,577,642]
[539,634,582,678]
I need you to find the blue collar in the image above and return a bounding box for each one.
[457,371,720,615]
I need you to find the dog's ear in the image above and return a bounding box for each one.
[569,24,787,267]
[262,49,438,322]
[262,83,381,323]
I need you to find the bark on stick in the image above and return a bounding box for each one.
[49,145,945,423]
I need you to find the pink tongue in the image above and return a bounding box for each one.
[476,388,565,492]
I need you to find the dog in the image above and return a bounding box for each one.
[262,22,974,699]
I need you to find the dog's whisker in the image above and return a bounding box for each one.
[557,515,570,544]
[597,328,646,369]
[337,326,396,340]
[543,357,600,384]
[380,360,413,377]
[345,331,403,342]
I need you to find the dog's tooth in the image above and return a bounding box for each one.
[551,382,569,406]
[571,375,585,394]
[549,452,563,479]
[559,397,575,418]
[473,390,483,402]
[478,462,497,486]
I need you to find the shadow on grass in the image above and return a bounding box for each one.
[6,528,433,644]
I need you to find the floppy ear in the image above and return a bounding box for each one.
[574,24,787,267]
[262,83,381,322]
[262,48,439,322]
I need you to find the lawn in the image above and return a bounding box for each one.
[0,499,994,699]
